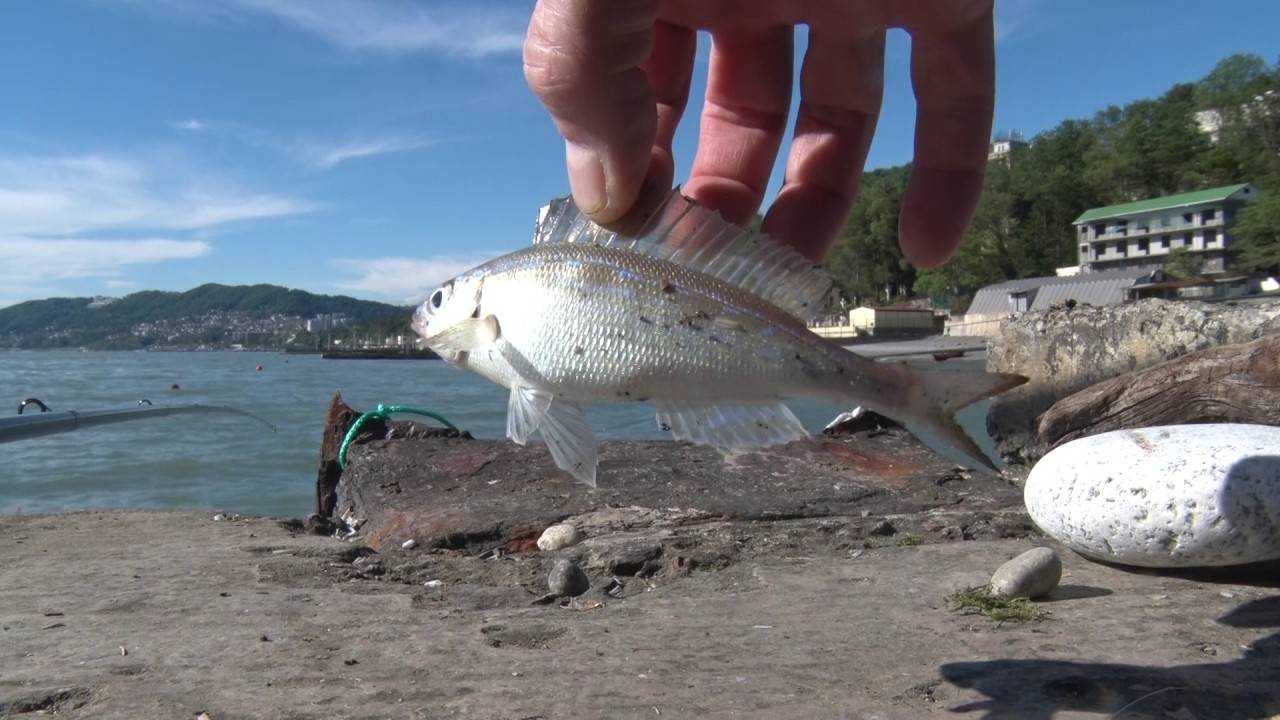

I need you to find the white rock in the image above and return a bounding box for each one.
[537,523,582,552]
[401,539,417,550]
[1025,424,1280,567]
[423,579,442,588]
[212,513,225,522]
[990,547,1061,599]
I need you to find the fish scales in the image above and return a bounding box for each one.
[478,243,852,405]
[414,191,1027,485]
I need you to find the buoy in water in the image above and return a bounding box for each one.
[170,383,181,390]
[255,364,264,372]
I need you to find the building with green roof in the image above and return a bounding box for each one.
[1073,183,1258,274]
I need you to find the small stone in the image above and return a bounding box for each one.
[601,576,625,598]
[537,523,582,552]
[401,538,417,550]
[212,514,226,521]
[870,519,896,537]
[423,579,443,588]
[990,547,1062,600]
[352,555,384,576]
[196,713,213,720]
[547,558,590,597]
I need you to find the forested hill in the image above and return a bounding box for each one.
[0,283,407,349]
[825,53,1280,308]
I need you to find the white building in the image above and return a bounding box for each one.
[305,314,349,333]
[1073,183,1258,275]
[988,131,1028,162]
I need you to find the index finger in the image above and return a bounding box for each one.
[898,10,995,268]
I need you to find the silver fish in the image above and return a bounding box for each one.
[413,191,1025,486]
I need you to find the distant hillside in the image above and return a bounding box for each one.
[0,283,409,349]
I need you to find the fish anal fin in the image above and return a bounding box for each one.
[507,385,552,445]
[530,190,833,321]
[654,401,808,449]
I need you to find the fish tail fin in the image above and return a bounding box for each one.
[843,363,1026,472]
[909,369,1027,471]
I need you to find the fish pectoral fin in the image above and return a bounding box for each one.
[539,399,598,488]
[654,401,807,449]
[507,385,552,445]
[424,314,500,354]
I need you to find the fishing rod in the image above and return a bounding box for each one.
[0,398,276,444]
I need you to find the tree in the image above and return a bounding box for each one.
[1232,191,1280,274]
[1195,54,1271,110]
[1164,248,1202,279]
[825,166,915,304]
[821,52,1279,307]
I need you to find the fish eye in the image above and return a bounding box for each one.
[429,288,444,310]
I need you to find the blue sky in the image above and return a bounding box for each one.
[2,0,1278,307]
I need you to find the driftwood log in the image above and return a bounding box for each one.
[1036,333,1280,452]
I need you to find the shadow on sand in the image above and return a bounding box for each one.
[941,452,1280,718]
[940,596,1280,719]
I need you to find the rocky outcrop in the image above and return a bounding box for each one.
[1036,334,1280,454]
[987,299,1280,464]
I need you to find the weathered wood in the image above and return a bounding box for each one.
[314,393,373,519]
[313,393,470,526]
[1036,334,1280,452]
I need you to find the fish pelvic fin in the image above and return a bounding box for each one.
[532,190,834,322]
[881,366,1027,472]
[653,400,808,449]
[539,398,598,487]
[505,382,598,487]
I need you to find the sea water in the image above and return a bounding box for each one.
[0,350,992,516]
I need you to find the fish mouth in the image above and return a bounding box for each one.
[411,303,432,339]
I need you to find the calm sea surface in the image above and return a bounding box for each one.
[1,350,992,516]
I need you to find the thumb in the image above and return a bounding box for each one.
[523,0,658,223]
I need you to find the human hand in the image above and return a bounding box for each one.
[523,0,994,266]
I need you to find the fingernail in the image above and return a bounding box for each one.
[565,141,607,215]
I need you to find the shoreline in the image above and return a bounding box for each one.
[3,509,1276,718]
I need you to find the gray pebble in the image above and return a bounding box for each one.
[990,547,1062,599]
[547,559,589,597]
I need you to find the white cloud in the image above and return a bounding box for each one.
[139,0,526,57]
[995,0,1043,42]
[0,237,211,300]
[297,135,437,170]
[332,253,505,304]
[173,118,207,131]
[0,154,315,236]
[235,0,525,57]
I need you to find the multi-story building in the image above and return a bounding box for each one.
[1073,183,1258,274]
[987,131,1028,162]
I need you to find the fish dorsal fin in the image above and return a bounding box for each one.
[532,190,834,321]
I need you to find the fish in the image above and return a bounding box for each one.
[413,190,1026,487]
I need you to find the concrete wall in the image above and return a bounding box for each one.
[944,313,1006,337]
[852,307,936,331]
